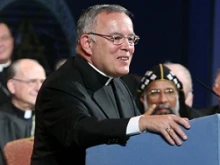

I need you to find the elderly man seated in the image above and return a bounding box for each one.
[0,58,46,165]
[135,64,200,119]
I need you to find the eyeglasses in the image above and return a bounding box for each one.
[147,88,177,100]
[12,78,45,86]
[87,32,140,45]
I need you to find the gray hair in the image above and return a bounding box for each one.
[76,4,132,42]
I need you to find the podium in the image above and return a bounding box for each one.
[86,114,220,165]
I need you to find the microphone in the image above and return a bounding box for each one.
[195,79,220,98]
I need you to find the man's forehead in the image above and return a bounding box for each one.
[136,64,183,97]
[0,24,11,35]
[15,63,45,78]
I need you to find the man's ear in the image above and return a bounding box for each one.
[140,94,144,104]
[7,79,15,94]
[79,34,93,55]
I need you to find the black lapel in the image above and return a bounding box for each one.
[93,86,120,118]
[112,78,136,118]
[75,55,120,118]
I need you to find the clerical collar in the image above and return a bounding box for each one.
[12,103,33,119]
[0,60,11,72]
[88,62,113,85]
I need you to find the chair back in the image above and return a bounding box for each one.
[3,137,34,165]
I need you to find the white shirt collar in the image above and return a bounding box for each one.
[24,110,32,119]
[88,62,113,85]
[0,60,11,72]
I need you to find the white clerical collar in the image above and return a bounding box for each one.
[88,62,113,85]
[0,60,11,72]
[24,110,32,119]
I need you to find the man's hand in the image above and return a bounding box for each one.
[144,104,156,115]
[139,104,191,146]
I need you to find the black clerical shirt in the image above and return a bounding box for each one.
[0,101,35,165]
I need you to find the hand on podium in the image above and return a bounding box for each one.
[139,104,191,146]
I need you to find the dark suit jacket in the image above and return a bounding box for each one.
[31,55,140,165]
[0,101,33,165]
[121,73,141,99]
[183,105,201,120]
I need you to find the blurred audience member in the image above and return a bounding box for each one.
[136,64,200,119]
[198,69,220,116]
[0,22,14,105]
[164,62,194,107]
[0,58,46,165]
[54,58,67,70]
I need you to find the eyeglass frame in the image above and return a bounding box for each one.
[146,87,178,100]
[12,78,45,86]
[87,32,140,45]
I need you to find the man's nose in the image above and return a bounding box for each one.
[159,92,168,103]
[121,37,133,48]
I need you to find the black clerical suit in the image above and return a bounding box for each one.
[0,101,34,165]
[31,55,140,165]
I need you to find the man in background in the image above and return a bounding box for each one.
[136,64,200,119]
[163,62,201,118]
[0,22,14,105]
[164,62,194,107]
[0,58,46,165]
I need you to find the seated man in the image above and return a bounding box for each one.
[0,58,46,165]
[136,64,200,119]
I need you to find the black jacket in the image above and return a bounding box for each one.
[31,55,140,165]
[0,101,34,165]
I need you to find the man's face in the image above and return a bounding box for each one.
[0,23,13,64]
[8,61,46,109]
[89,12,136,77]
[141,80,179,115]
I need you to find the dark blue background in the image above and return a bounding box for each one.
[1,0,219,109]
